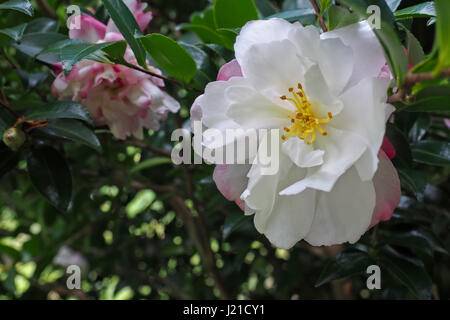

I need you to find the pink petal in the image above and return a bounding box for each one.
[369,150,401,228]
[444,118,450,129]
[213,164,250,211]
[217,59,243,81]
[69,14,106,43]
[381,136,396,160]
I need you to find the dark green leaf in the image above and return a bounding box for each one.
[0,0,33,16]
[102,0,147,68]
[405,27,425,66]
[24,17,59,34]
[397,168,427,200]
[178,23,227,47]
[386,123,412,168]
[0,244,21,260]
[0,145,19,178]
[266,8,316,23]
[327,5,360,30]
[409,113,431,141]
[379,251,432,299]
[179,42,216,85]
[254,0,277,17]
[223,211,252,240]
[12,32,68,64]
[27,146,72,212]
[379,229,448,256]
[0,23,26,42]
[400,96,450,113]
[316,250,372,287]
[394,1,435,20]
[37,119,102,153]
[141,34,197,83]
[434,0,450,73]
[213,0,259,29]
[17,70,48,91]
[24,101,93,125]
[411,140,450,166]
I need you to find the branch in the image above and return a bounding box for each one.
[309,0,328,32]
[388,68,450,104]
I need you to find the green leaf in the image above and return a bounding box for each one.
[222,211,252,240]
[327,5,361,30]
[57,41,126,74]
[12,32,68,64]
[254,0,277,17]
[397,168,427,200]
[401,96,450,113]
[379,251,432,299]
[409,114,431,142]
[37,119,102,153]
[17,70,48,91]
[411,140,450,166]
[213,0,259,29]
[338,0,408,86]
[266,8,316,23]
[179,42,216,85]
[24,101,93,125]
[315,250,372,287]
[0,244,21,260]
[27,146,72,212]
[386,0,402,12]
[130,157,172,173]
[141,34,197,83]
[102,0,147,68]
[386,123,412,168]
[0,145,19,178]
[379,229,448,256]
[405,27,425,66]
[0,23,26,42]
[434,0,450,73]
[394,1,435,20]
[319,0,333,16]
[0,0,33,16]
[24,17,59,34]
[178,23,227,47]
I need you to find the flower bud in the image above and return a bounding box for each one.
[2,127,26,150]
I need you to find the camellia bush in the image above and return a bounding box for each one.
[0,0,449,300]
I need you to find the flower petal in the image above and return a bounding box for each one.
[69,14,106,43]
[381,136,396,159]
[332,77,392,181]
[321,21,386,89]
[213,164,251,210]
[304,166,376,246]
[280,127,367,194]
[369,150,401,227]
[282,137,324,168]
[217,59,243,81]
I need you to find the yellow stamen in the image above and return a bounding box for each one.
[280,83,333,144]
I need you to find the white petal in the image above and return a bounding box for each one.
[332,77,392,181]
[239,39,309,94]
[288,26,353,95]
[235,18,296,66]
[280,127,367,194]
[304,166,376,246]
[225,85,291,129]
[282,137,324,168]
[321,21,386,89]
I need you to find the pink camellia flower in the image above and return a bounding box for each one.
[191,19,402,248]
[52,0,179,139]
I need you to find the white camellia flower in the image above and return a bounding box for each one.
[191,19,401,248]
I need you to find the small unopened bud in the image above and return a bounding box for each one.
[2,127,26,150]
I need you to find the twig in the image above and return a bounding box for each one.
[388,68,450,104]
[309,0,328,32]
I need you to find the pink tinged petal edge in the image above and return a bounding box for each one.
[69,14,106,43]
[369,150,401,228]
[213,164,249,211]
[381,136,396,159]
[216,59,243,81]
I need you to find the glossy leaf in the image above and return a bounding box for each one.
[213,0,259,29]
[379,229,448,256]
[254,0,277,17]
[394,1,435,20]
[327,5,360,30]
[24,101,93,125]
[12,32,68,64]
[27,147,72,212]
[316,250,372,287]
[266,8,316,23]
[411,140,450,166]
[0,23,26,42]
[0,0,33,16]
[102,0,147,68]
[141,34,197,83]
[223,211,252,240]
[37,119,102,153]
[386,123,412,168]
[434,0,450,73]
[397,168,427,200]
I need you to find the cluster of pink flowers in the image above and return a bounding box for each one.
[52,0,179,139]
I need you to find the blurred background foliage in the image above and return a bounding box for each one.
[0,0,449,300]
